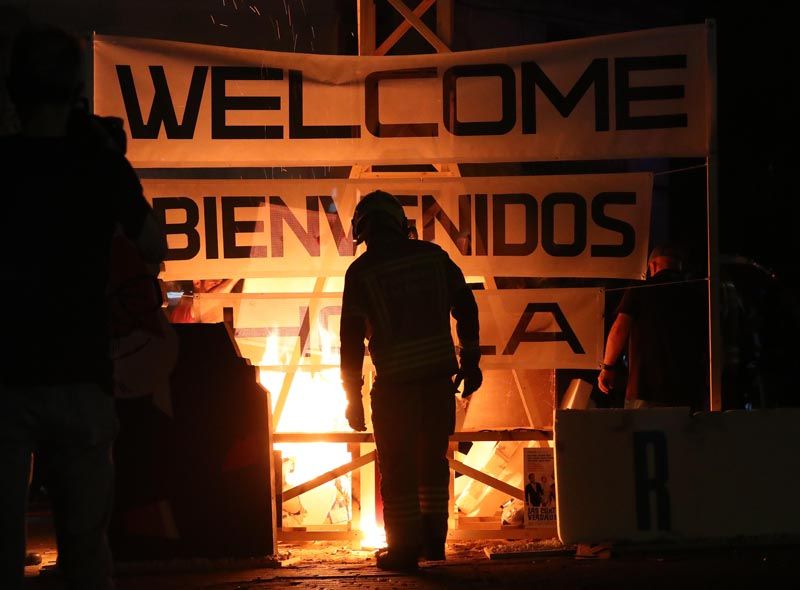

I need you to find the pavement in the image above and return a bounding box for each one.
[23,520,797,590]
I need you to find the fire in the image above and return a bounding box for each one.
[258,308,384,543]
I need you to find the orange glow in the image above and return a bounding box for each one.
[259,315,383,541]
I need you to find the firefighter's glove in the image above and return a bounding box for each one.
[455,348,482,399]
[345,401,366,432]
[343,381,367,432]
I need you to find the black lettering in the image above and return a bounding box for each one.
[116,65,207,139]
[502,303,585,355]
[319,196,355,256]
[152,197,200,261]
[591,192,636,257]
[289,70,361,139]
[365,68,438,137]
[203,196,219,259]
[211,66,283,139]
[222,196,267,259]
[633,431,671,531]
[422,193,471,254]
[443,64,516,136]
[394,194,419,228]
[269,196,320,257]
[521,59,609,134]
[475,193,489,256]
[615,55,688,130]
[492,193,537,256]
[541,192,587,257]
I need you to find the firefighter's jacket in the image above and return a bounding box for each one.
[340,236,479,397]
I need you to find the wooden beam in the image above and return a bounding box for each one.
[448,528,554,541]
[274,432,375,443]
[436,0,454,48]
[375,0,436,56]
[449,430,552,442]
[384,0,451,53]
[357,0,376,56]
[273,430,552,444]
[449,458,524,501]
[271,277,324,429]
[278,529,362,542]
[348,442,362,549]
[283,450,377,501]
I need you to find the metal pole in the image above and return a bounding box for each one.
[706,19,722,411]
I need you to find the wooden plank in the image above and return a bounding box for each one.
[447,442,456,530]
[271,277,325,429]
[273,449,283,532]
[448,458,524,501]
[485,546,574,560]
[384,0,451,53]
[436,0,454,48]
[357,0,376,56]
[278,530,362,542]
[447,528,555,541]
[375,0,436,56]
[273,430,552,443]
[283,451,377,501]
[348,442,362,549]
[274,432,375,443]
[450,430,552,442]
[264,385,278,551]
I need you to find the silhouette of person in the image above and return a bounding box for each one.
[0,25,165,589]
[340,191,481,571]
[598,245,708,410]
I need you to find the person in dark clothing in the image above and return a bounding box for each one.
[524,473,543,507]
[598,245,709,411]
[0,26,165,590]
[339,190,481,571]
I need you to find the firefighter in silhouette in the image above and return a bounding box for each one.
[340,190,481,571]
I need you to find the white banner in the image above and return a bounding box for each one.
[475,288,603,370]
[555,409,800,544]
[185,288,602,370]
[145,174,651,280]
[94,25,710,167]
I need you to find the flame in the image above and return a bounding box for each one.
[258,308,383,541]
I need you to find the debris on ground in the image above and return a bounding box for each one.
[482,538,574,560]
[575,542,613,559]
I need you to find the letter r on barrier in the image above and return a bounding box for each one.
[633,430,671,531]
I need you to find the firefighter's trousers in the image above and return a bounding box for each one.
[370,377,455,556]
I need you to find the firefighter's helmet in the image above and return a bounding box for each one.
[352,190,408,245]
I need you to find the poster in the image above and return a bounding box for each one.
[524,446,557,533]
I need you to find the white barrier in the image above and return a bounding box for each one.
[555,409,800,544]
